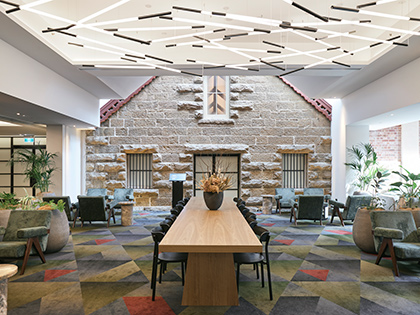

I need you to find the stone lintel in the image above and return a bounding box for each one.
[133,189,159,196]
[122,145,159,154]
[184,144,249,154]
[277,145,315,154]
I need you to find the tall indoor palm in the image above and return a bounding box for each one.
[10,148,57,193]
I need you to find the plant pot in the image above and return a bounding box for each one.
[45,209,69,253]
[352,208,377,254]
[203,192,224,210]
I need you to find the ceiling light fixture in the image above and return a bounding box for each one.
[331,5,420,22]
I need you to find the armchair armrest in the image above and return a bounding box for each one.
[126,195,134,201]
[329,200,345,208]
[107,195,114,200]
[0,227,5,235]
[324,194,331,202]
[17,226,49,238]
[373,227,403,239]
[273,194,281,200]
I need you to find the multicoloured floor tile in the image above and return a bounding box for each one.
[3,212,420,314]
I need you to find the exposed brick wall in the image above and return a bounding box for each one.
[369,125,401,162]
[85,76,332,210]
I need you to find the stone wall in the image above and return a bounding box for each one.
[85,76,331,210]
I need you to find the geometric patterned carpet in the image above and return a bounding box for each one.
[5,211,420,315]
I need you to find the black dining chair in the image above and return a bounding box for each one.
[159,219,173,233]
[234,225,273,300]
[151,226,188,301]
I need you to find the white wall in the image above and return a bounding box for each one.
[46,125,83,201]
[330,98,347,201]
[0,38,99,126]
[401,122,420,173]
[342,56,420,126]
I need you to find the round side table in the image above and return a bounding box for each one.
[0,264,18,315]
[119,201,135,226]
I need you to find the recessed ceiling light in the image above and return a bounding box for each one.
[16,112,20,116]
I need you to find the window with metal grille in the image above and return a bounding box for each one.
[282,153,308,188]
[127,154,152,189]
[203,76,229,119]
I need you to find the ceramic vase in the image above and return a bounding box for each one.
[203,192,224,210]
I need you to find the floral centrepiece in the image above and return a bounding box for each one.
[199,169,232,193]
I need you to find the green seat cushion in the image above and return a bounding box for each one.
[394,242,420,259]
[0,241,28,258]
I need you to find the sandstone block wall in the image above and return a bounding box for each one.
[85,76,332,210]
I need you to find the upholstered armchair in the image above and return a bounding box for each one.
[274,188,295,213]
[43,196,76,221]
[108,188,134,210]
[74,196,115,228]
[0,210,51,275]
[370,210,420,276]
[330,195,372,226]
[291,195,324,225]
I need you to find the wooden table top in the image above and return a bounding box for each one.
[159,197,262,253]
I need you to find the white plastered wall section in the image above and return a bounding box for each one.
[332,56,420,201]
[46,125,84,202]
[0,38,99,126]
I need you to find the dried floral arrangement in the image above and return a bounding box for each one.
[199,168,232,193]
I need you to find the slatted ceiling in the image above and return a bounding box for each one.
[283,153,308,188]
[127,153,152,189]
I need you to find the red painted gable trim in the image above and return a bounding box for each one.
[100,75,332,123]
[100,76,157,123]
[278,76,332,121]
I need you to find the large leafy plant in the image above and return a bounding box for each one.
[345,143,388,193]
[389,166,420,208]
[9,148,57,193]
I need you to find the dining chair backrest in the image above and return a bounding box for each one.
[159,219,173,233]
[151,226,165,243]
[241,208,250,216]
[238,204,246,211]
[252,225,270,253]
[170,208,180,216]
[166,214,177,222]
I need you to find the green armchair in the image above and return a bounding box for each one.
[108,188,134,210]
[274,188,295,213]
[330,195,372,226]
[0,210,51,275]
[370,210,420,276]
[291,195,324,226]
[74,196,115,228]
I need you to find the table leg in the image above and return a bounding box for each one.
[182,253,238,306]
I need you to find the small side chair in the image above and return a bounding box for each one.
[74,196,115,227]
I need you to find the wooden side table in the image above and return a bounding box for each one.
[119,202,135,226]
[0,264,17,314]
[261,195,275,214]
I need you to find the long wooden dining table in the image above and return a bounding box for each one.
[159,196,262,306]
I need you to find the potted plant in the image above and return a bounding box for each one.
[345,143,388,195]
[389,166,420,227]
[9,148,57,195]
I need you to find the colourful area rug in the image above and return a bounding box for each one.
[5,212,420,314]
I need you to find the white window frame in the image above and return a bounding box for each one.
[203,76,230,120]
